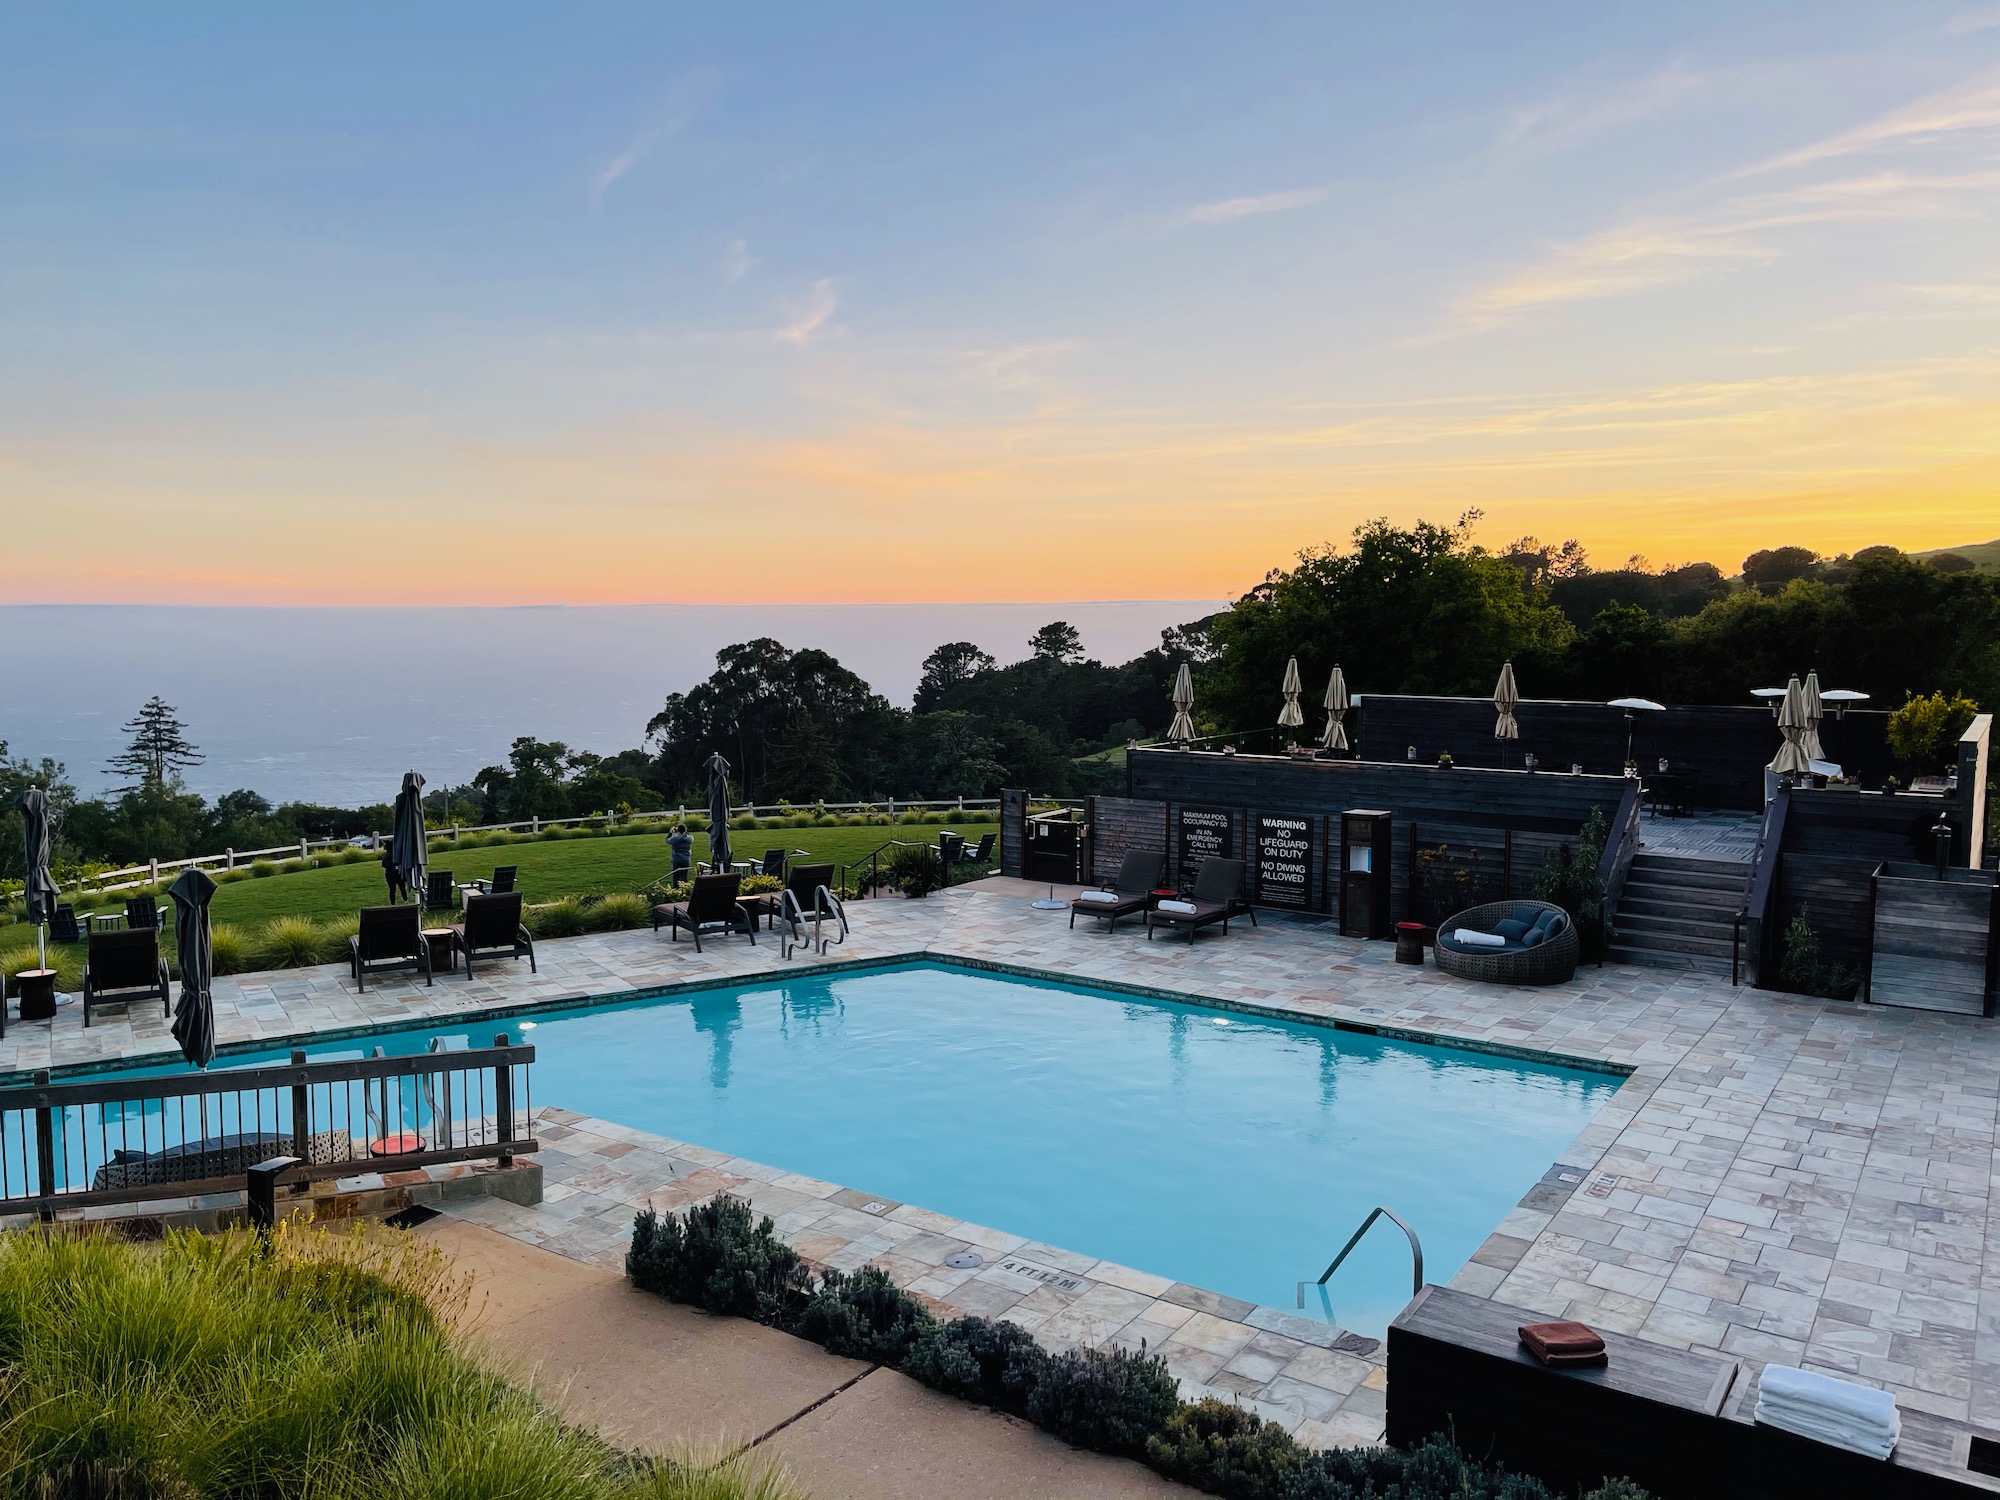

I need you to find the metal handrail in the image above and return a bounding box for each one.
[1296,1205,1424,1308]
[1732,908,1744,987]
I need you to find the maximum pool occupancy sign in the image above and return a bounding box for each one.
[1254,813,1313,910]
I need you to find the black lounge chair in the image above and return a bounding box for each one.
[50,904,83,944]
[125,894,163,931]
[779,862,847,958]
[423,870,459,912]
[1071,849,1166,932]
[652,872,754,952]
[753,847,791,878]
[451,891,535,979]
[468,864,516,897]
[1144,857,1257,943]
[348,903,432,991]
[82,926,171,1027]
[956,832,996,865]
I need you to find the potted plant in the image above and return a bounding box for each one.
[1881,776,1899,796]
[1436,751,1454,769]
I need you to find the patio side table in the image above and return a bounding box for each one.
[422,928,458,974]
[1394,922,1427,966]
[15,969,58,1021]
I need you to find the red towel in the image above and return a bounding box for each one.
[1519,1320,1607,1367]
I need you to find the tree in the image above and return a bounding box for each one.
[1930,552,1977,574]
[1501,536,1590,589]
[1028,621,1085,664]
[2,742,77,877]
[1741,547,1820,591]
[1885,691,1978,773]
[914,642,997,711]
[107,696,203,790]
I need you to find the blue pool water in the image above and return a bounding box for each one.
[87,962,1618,1334]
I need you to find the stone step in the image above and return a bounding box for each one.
[1608,942,1735,977]
[1612,926,1739,960]
[1617,910,1740,942]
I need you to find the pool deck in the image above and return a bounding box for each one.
[8,874,2000,1443]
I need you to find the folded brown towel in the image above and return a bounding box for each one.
[1519,1320,1607,1367]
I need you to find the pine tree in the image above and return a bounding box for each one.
[107,696,203,790]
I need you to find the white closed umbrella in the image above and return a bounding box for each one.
[1493,662,1519,746]
[1801,670,1826,761]
[1319,667,1349,751]
[1167,663,1196,746]
[1770,677,1812,776]
[1277,656,1305,731]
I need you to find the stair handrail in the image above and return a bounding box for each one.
[1593,780,1643,967]
[1864,859,1885,1002]
[1297,1205,1423,1308]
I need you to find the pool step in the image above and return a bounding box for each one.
[1610,853,1749,979]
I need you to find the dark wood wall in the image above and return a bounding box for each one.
[1122,749,1625,923]
[1356,696,1895,810]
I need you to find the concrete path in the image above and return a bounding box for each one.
[428,1218,1197,1500]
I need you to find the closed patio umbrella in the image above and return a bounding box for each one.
[388,770,427,904]
[1493,662,1520,761]
[1770,677,1812,777]
[1319,666,1349,752]
[167,867,217,1069]
[705,751,734,872]
[1277,656,1305,733]
[1800,670,1826,761]
[1167,663,1196,746]
[15,787,59,973]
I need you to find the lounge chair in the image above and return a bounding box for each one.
[1432,900,1579,985]
[124,894,163,931]
[753,847,795,879]
[651,872,754,952]
[81,926,171,1027]
[451,892,535,979]
[954,832,996,866]
[50,904,83,944]
[423,870,459,912]
[1071,850,1166,932]
[779,862,847,959]
[470,865,517,896]
[348,903,432,991]
[1144,857,1257,943]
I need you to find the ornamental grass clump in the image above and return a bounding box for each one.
[590,893,651,931]
[208,922,251,976]
[530,897,589,938]
[259,915,325,969]
[0,1227,800,1500]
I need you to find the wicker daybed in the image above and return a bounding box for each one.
[1432,900,1580,986]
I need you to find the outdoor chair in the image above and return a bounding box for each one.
[753,847,794,879]
[49,904,83,944]
[1432,900,1579,986]
[81,926,171,1028]
[1647,775,1693,819]
[652,872,755,952]
[1144,857,1256,943]
[124,894,163,931]
[423,870,458,912]
[1071,849,1166,932]
[958,832,996,865]
[451,892,535,980]
[348,903,432,991]
[470,865,516,896]
[780,862,847,959]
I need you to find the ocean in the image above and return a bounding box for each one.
[0,602,1219,805]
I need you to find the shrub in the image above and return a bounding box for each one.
[1146,1398,1304,1496]
[213,868,249,884]
[259,916,325,969]
[896,809,925,825]
[341,847,375,865]
[249,860,278,879]
[2,946,43,996]
[904,1316,1048,1414]
[591,893,650,931]
[729,815,757,831]
[741,874,783,896]
[1776,905,1855,999]
[531,898,589,938]
[279,859,310,875]
[627,1198,807,1321]
[920,810,949,824]
[309,853,342,869]
[1532,806,1608,960]
[208,922,251,976]
[883,844,942,898]
[319,914,362,961]
[1026,1343,1181,1457]
[1886,690,1978,774]
[798,1266,935,1364]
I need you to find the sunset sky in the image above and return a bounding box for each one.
[4,3,1999,605]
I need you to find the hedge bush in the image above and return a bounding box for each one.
[626,1196,1650,1500]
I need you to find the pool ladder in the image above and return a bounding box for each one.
[1297,1205,1424,1308]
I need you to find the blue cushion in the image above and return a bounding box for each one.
[1514,905,1540,925]
[1522,927,1546,948]
[1541,911,1569,938]
[1493,918,1530,940]
[1528,908,1557,933]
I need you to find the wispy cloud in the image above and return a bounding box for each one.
[1725,65,2000,179]
[1186,187,1325,224]
[723,237,753,284]
[776,280,837,344]
[589,67,722,209]
[1498,62,1712,154]
[1946,9,2000,37]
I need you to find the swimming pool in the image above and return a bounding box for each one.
[86,960,1617,1333]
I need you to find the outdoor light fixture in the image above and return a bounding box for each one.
[1606,697,1665,766]
[1819,689,1869,719]
[1933,814,1953,879]
[1751,687,1786,716]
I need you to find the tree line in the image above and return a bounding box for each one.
[7,517,1994,868]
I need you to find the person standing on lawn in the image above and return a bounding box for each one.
[667,823,692,884]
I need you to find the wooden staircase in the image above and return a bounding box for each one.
[1610,853,1749,978]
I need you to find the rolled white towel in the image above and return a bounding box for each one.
[1453,929,1506,949]
[1754,1366,1898,1458]
[1156,899,1199,915]
[1077,889,1120,904]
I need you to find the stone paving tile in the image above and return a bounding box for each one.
[16,874,2000,1440]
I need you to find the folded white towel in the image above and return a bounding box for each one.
[1077,889,1120,904]
[1454,929,1506,948]
[1754,1366,1898,1459]
[1156,899,1198,915]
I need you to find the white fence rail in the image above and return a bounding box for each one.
[70,797,1020,893]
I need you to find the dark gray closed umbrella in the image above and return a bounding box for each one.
[705,752,733,873]
[167,867,217,1069]
[388,770,427,902]
[16,787,59,972]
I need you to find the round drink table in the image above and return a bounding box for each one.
[14,969,58,1021]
